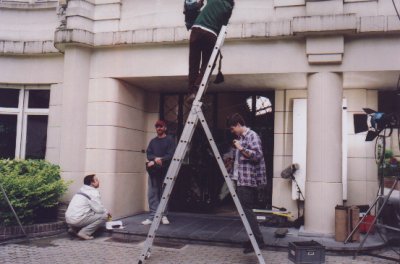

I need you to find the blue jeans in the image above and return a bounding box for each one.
[147,165,168,219]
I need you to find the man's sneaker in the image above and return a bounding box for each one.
[161,216,170,225]
[77,231,93,240]
[141,219,152,225]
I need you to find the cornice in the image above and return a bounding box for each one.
[0,1,58,10]
[53,14,400,52]
[1,15,399,55]
[0,40,59,55]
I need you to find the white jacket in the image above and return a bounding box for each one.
[65,185,108,224]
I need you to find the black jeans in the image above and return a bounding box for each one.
[188,27,218,90]
[236,186,264,244]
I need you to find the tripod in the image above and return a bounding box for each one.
[291,175,305,220]
[0,181,28,240]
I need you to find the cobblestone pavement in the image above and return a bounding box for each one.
[0,235,399,264]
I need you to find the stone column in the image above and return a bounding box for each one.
[85,78,149,217]
[59,47,91,199]
[304,72,343,236]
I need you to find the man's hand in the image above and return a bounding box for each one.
[147,161,155,167]
[154,157,163,166]
[233,140,243,151]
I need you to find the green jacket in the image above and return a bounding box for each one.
[193,0,233,35]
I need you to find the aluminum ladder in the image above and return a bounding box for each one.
[138,25,266,264]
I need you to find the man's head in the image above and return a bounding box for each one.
[155,120,167,137]
[84,174,99,188]
[227,113,246,136]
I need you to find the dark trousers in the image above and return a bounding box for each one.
[236,186,264,244]
[188,27,218,90]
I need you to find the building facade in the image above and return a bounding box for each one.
[1,0,400,237]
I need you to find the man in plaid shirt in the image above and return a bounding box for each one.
[228,113,267,254]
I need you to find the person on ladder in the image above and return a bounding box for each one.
[184,0,235,103]
[227,113,267,254]
[142,120,176,225]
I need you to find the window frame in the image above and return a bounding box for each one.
[0,86,50,159]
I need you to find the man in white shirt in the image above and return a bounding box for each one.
[65,174,110,240]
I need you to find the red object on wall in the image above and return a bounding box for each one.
[359,215,375,234]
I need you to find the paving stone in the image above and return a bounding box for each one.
[0,234,398,264]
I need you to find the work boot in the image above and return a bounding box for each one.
[186,93,196,105]
[243,240,265,254]
[185,85,199,105]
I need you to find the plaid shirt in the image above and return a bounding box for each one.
[231,128,267,187]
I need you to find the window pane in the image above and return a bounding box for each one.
[246,96,273,116]
[25,115,48,160]
[28,90,50,109]
[0,115,17,159]
[0,89,19,108]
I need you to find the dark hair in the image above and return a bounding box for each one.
[227,113,245,127]
[84,174,96,186]
[227,0,235,7]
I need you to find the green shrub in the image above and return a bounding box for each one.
[0,159,70,226]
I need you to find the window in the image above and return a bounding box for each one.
[0,87,49,160]
[246,96,273,116]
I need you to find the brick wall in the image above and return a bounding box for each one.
[0,221,66,242]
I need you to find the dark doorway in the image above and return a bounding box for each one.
[160,91,275,215]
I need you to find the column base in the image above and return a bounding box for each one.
[298,226,334,238]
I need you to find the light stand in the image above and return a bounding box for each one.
[344,133,399,262]
[0,180,28,241]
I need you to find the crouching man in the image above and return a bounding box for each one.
[65,174,110,240]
